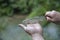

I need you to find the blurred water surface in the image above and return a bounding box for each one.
[0,15,60,40]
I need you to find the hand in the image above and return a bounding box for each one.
[45,10,60,24]
[19,23,42,36]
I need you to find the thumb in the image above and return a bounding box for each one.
[19,24,26,30]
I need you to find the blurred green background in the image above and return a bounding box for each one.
[0,0,60,40]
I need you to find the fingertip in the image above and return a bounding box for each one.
[46,17,51,21]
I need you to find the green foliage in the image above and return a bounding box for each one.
[27,6,47,18]
[0,0,60,16]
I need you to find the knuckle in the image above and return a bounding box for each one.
[46,11,51,15]
[52,10,56,12]
[45,11,51,17]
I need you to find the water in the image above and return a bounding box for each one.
[0,16,60,40]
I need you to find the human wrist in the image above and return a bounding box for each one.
[31,33,44,40]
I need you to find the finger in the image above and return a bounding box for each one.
[52,10,57,13]
[45,11,51,16]
[45,11,53,18]
[19,24,26,30]
[46,17,54,22]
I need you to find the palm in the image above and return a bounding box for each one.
[19,23,42,35]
